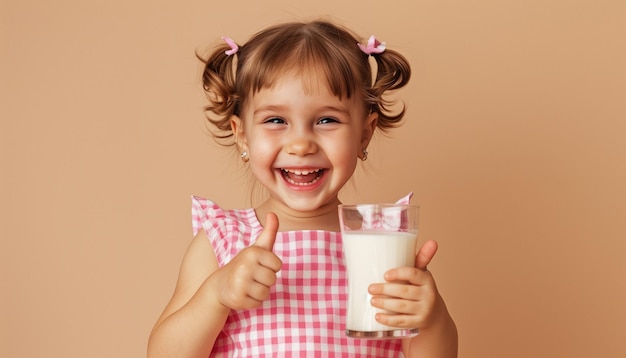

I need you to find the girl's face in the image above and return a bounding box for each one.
[232,74,377,215]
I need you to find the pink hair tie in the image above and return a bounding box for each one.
[222,36,239,56]
[357,35,386,55]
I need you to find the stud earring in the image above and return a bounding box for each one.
[361,149,368,161]
[241,151,249,162]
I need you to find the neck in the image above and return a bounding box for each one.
[255,197,341,232]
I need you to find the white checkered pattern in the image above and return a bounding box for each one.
[192,197,406,357]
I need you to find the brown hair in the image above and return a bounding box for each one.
[198,20,411,143]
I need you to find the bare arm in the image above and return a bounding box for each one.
[147,230,229,358]
[148,213,281,358]
[402,293,458,357]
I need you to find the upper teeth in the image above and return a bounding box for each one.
[282,169,321,175]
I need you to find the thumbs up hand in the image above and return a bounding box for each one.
[252,212,279,251]
[210,213,282,311]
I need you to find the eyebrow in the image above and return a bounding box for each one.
[253,105,283,116]
[253,104,350,116]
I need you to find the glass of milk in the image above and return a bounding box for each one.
[338,203,419,339]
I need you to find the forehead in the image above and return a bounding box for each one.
[261,59,347,94]
[272,69,340,96]
[247,62,366,104]
[242,72,366,117]
[238,40,367,98]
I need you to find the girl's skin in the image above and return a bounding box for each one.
[148,72,458,357]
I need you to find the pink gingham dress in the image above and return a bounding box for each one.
[192,196,411,357]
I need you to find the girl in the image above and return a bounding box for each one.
[148,20,457,357]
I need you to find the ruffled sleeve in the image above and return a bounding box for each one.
[191,196,232,267]
[191,196,261,267]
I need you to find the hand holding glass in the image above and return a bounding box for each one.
[339,203,419,339]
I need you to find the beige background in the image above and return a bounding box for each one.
[2,0,625,357]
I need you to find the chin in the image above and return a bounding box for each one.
[283,194,339,212]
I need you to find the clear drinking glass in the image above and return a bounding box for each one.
[338,203,420,339]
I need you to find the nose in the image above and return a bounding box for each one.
[285,135,318,156]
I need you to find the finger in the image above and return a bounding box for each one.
[253,212,279,251]
[253,266,279,287]
[369,281,421,299]
[415,239,438,271]
[246,281,274,302]
[383,267,432,286]
[371,296,420,316]
[251,213,282,272]
[375,312,420,329]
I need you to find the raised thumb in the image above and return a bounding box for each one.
[253,212,279,251]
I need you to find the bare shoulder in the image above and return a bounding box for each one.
[178,229,219,287]
[154,230,219,324]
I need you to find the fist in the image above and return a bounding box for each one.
[213,213,282,310]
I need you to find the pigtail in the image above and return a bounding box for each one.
[197,43,240,143]
[369,49,412,131]
[197,22,413,142]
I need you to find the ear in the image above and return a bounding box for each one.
[360,111,378,150]
[230,115,248,152]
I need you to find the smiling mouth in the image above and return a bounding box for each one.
[280,168,325,186]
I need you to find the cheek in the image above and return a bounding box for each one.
[248,140,276,160]
[330,135,360,156]
[245,128,273,153]
[329,141,359,171]
[246,138,278,174]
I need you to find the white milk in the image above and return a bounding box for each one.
[342,231,418,334]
